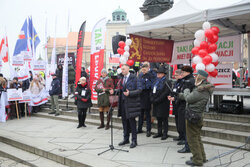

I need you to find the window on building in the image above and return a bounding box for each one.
[117,15,120,21]
[113,16,115,21]
[122,15,125,21]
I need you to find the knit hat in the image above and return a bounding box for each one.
[101,69,107,74]
[181,66,193,74]
[197,70,208,78]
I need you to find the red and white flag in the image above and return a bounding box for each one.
[90,18,106,100]
[0,35,9,63]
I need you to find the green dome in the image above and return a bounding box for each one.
[112,6,127,21]
[113,7,126,14]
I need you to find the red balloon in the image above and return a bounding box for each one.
[192,64,197,70]
[202,55,212,65]
[209,69,218,77]
[127,59,134,66]
[205,29,214,39]
[191,46,200,55]
[198,49,208,58]
[212,61,219,67]
[193,70,197,74]
[208,35,218,43]
[200,41,209,50]
[118,41,125,48]
[208,43,217,53]
[119,64,123,68]
[117,48,125,55]
[211,26,220,35]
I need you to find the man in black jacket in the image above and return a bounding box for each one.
[49,74,61,116]
[110,64,142,148]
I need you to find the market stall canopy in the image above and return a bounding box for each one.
[126,0,250,41]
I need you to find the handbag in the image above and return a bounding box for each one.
[185,105,202,124]
[109,95,119,107]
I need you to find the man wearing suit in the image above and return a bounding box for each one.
[110,64,142,148]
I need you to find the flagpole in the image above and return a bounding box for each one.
[50,16,57,74]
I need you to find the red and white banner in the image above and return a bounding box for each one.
[0,35,9,63]
[19,90,31,103]
[171,35,241,65]
[0,91,8,122]
[29,88,49,106]
[109,52,120,64]
[7,88,23,101]
[90,18,106,100]
[33,60,46,72]
[208,63,233,88]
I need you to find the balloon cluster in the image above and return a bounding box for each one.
[118,39,134,66]
[191,22,220,77]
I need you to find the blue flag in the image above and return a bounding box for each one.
[13,17,40,56]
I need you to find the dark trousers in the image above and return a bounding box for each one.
[157,117,168,136]
[176,108,186,140]
[78,108,87,126]
[121,102,137,142]
[138,108,151,132]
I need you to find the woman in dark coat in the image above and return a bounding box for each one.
[151,67,171,140]
[75,77,92,128]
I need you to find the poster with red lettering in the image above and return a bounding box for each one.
[208,63,233,88]
[171,35,241,65]
[89,18,106,100]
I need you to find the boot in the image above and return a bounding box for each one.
[105,113,111,130]
[97,112,105,129]
[77,114,83,128]
[82,112,87,127]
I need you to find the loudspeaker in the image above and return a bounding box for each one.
[112,35,126,54]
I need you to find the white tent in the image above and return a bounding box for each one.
[126,0,250,41]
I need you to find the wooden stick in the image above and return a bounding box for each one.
[15,101,19,120]
[25,102,27,118]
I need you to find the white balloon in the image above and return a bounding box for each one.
[192,55,202,64]
[126,39,132,46]
[123,51,130,58]
[124,46,130,52]
[194,39,201,47]
[194,30,205,41]
[210,52,219,62]
[206,63,215,72]
[120,56,127,64]
[202,22,211,30]
[117,68,122,74]
[196,63,206,71]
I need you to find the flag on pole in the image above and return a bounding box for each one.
[75,21,86,86]
[89,18,106,100]
[0,35,9,63]
[62,12,70,98]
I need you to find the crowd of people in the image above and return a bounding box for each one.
[72,62,213,166]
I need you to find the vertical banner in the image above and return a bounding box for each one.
[62,11,70,98]
[75,21,86,86]
[208,63,233,88]
[50,17,57,74]
[90,18,106,100]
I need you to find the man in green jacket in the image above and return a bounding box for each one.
[179,70,214,166]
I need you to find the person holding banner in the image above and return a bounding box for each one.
[75,77,92,128]
[9,77,22,119]
[29,76,44,113]
[95,69,114,130]
[49,74,60,116]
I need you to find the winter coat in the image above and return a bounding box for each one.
[151,77,171,118]
[49,78,60,96]
[179,80,214,119]
[139,71,156,109]
[75,83,92,109]
[10,82,22,89]
[117,73,142,119]
[56,68,63,80]
[68,65,75,84]
[95,77,114,107]
[22,79,30,91]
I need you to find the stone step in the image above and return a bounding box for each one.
[45,101,250,124]
[41,107,250,133]
[34,111,250,147]
[34,112,248,149]
[0,129,125,167]
[0,142,68,167]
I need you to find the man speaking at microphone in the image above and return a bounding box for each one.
[110,64,142,148]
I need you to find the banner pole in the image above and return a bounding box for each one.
[15,101,19,120]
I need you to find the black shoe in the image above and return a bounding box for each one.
[77,125,82,128]
[97,124,105,129]
[48,112,55,114]
[55,113,60,116]
[153,134,162,138]
[190,157,207,163]
[82,124,87,127]
[161,135,168,140]
[173,136,181,141]
[185,160,202,166]
[137,130,143,134]
[177,140,185,145]
[118,140,129,146]
[146,131,151,137]
[178,147,191,153]
[130,141,137,148]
